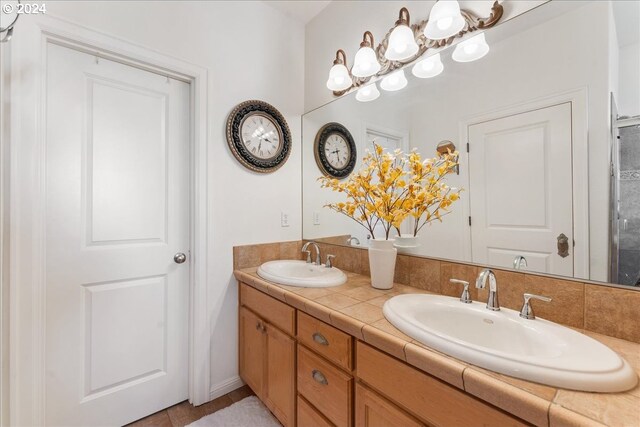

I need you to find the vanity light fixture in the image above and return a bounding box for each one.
[424,0,466,40]
[356,83,381,102]
[412,52,444,78]
[326,49,353,91]
[380,69,408,92]
[325,2,503,95]
[385,8,419,61]
[352,31,381,78]
[452,32,490,62]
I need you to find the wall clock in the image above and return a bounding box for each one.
[226,100,292,173]
[314,122,357,179]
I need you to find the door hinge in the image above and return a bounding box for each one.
[466,142,470,153]
[468,216,472,226]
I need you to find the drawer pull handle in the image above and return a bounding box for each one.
[312,332,329,346]
[311,369,328,386]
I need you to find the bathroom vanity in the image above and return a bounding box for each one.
[235,259,640,427]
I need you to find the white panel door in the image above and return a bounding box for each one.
[468,103,573,276]
[45,43,190,426]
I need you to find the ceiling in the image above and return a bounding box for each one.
[612,1,640,47]
[264,1,331,24]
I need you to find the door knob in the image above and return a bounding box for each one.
[174,253,187,264]
[557,234,569,258]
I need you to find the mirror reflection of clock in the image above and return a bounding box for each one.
[240,114,282,160]
[324,134,351,170]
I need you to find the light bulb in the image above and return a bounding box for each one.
[424,1,465,40]
[437,16,453,30]
[452,32,490,62]
[352,45,381,78]
[411,52,444,78]
[326,62,352,91]
[356,83,381,102]
[385,24,419,61]
[464,43,478,54]
[380,69,408,91]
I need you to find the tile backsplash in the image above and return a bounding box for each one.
[233,240,640,344]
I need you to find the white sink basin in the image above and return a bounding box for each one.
[383,294,638,392]
[257,260,347,288]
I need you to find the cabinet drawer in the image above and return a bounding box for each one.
[355,383,424,427]
[298,345,353,427]
[240,283,295,335]
[298,395,335,427]
[297,311,353,371]
[356,342,527,427]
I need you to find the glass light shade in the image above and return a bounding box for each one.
[356,83,381,102]
[380,70,408,92]
[452,32,490,62]
[424,1,465,40]
[352,46,381,78]
[384,25,419,61]
[326,63,352,91]
[412,53,444,78]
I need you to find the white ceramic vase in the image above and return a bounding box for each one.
[368,239,397,290]
[393,234,421,255]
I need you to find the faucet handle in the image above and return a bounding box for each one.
[303,250,312,264]
[520,293,552,320]
[325,254,336,268]
[449,279,472,303]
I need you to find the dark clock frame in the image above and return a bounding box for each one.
[314,122,357,179]
[226,100,292,173]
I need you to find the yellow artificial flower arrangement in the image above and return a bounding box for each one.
[319,142,461,240]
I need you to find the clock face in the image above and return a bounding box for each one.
[226,100,292,173]
[240,114,282,160]
[314,123,357,179]
[324,134,351,170]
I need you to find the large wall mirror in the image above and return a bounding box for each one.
[302,1,640,287]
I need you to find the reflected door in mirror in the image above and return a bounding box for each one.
[468,102,573,276]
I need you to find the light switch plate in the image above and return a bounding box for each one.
[281,211,290,227]
[313,212,320,225]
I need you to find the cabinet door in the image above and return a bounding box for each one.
[355,383,424,427]
[239,307,266,398]
[264,324,296,427]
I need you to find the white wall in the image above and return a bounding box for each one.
[27,0,304,401]
[304,0,547,112]
[619,42,640,117]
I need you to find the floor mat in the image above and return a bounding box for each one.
[186,396,281,427]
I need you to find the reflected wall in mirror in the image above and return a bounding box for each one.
[303,1,640,287]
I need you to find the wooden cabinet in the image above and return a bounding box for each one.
[264,323,296,426]
[356,342,528,427]
[239,307,265,399]
[297,345,352,427]
[239,284,296,427]
[355,383,424,427]
[297,311,353,371]
[298,396,334,427]
[238,282,529,427]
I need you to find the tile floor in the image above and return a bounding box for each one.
[127,385,255,427]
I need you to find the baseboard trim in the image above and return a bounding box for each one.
[209,376,245,401]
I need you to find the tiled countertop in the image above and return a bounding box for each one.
[234,268,640,427]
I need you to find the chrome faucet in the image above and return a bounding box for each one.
[513,255,528,270]
[325,254,336,268]
[476,268,500,311]
[346,236,361,246]
[301,241,321,265]
[519,293,552,320]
